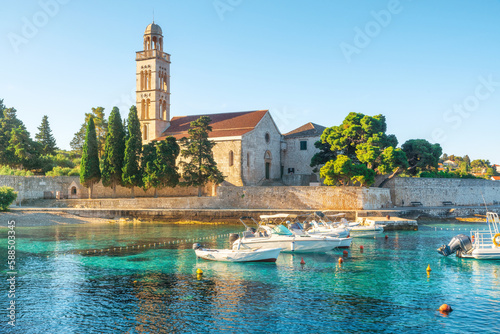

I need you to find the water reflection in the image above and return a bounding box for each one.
[1,221,500,333]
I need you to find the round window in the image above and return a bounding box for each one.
[265,133,270,143]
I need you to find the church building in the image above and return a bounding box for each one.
[136,22,323,186]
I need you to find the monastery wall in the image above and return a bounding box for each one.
[383,177,500,206]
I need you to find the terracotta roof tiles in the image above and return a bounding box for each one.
[155,110,268,140]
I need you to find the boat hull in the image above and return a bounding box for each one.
[234,236,344,253]
[459,247,500,260]
[195,247,281,262]
[349,227,384,237]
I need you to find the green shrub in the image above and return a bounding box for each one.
[0,187,17,211]
[0,165,34,176]
[46,166,80,177]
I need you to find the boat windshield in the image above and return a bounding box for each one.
[272,225,293,236]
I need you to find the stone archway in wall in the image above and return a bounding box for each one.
[264,150,272,179]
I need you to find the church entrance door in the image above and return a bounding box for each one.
[265,162,270,179]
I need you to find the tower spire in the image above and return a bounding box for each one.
[153,9,154,23]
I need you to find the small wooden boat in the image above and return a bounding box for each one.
[193,243,281,262]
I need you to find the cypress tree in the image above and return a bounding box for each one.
[80,117,101,199]
[101,107,125,197]
[142,137,180,198]
[35,115,57,155]
[179,116,224,197]
[122,106,143,198]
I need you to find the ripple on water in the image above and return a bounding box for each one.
[1,222,500,333]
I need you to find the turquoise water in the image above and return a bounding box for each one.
[1,221,500,333]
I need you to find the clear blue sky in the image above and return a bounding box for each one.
[1,0,499,163]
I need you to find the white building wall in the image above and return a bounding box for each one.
[282,135,321,178]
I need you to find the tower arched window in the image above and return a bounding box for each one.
[229,151,234,167]
[143,125,148,140]
[140,71,145,90]
[162,101,167,120]
[159,99,163,120]
[247,152,250,167]
[141,99,146,119]
[148,70,152,89]
[146,99,151,118]
[159,37,163,51]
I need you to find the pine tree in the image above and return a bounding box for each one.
[179,116,224,197]
[122,106,143,198]
[142,137,180,198]
[35,115,57,155]
[0,107,25,165]
[71,107,108,155]
[80,117,101,199]
[101,107,125,197]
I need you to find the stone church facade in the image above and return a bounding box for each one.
[136,23,323,186]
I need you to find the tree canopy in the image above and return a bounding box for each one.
[80,117,101,198]
[314,112,406,187]
[122,106,143,197]
[401,139,442,176]
[35,115,57,155]
[101,107,125,197]
[142,137,180,197]
[179,116,224,196]
[71,107,108,156]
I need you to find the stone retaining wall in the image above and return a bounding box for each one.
[57,186,392,210]
[384,177,500,207]
[0,175,212,201]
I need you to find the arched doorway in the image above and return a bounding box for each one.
[264,151,272,179]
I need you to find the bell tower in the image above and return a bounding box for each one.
[136,22,171,144]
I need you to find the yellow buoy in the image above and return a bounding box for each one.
[196,268,203,275]
[426,264,431,272]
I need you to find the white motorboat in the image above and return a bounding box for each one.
[287,213,352,248]
[232,215,349,253]
[193,243,281,262]
[438,212,500,260]
[348,218,385,237]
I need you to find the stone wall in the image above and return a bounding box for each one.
[383,177,500,206]
[212,138,243,186]
[241,112,282,185]
[282,135,320,180]
[0,175,78,203]
[59,186,392,210]
[215,186,392,210]
[0,175,212,202]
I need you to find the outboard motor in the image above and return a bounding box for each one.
[437,234,472,256]
[229,233,239,244]
[192,243,202,250]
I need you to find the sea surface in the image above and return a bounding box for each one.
[1,220,499,333]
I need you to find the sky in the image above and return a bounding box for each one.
[1,0,499,163]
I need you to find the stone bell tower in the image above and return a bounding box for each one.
[136,22,171,144]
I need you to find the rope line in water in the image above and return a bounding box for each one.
[48,233,236,257]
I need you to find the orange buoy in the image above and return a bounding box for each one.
[385,235,388,239]
[426,264,431,272]
[438,304,453,312]
[338,257,343,264]
[300,257,306,265]
[360,245,364,250]
[343,250,348,257]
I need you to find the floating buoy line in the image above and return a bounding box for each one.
[46,233,236,257]
[421,226,488,232]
